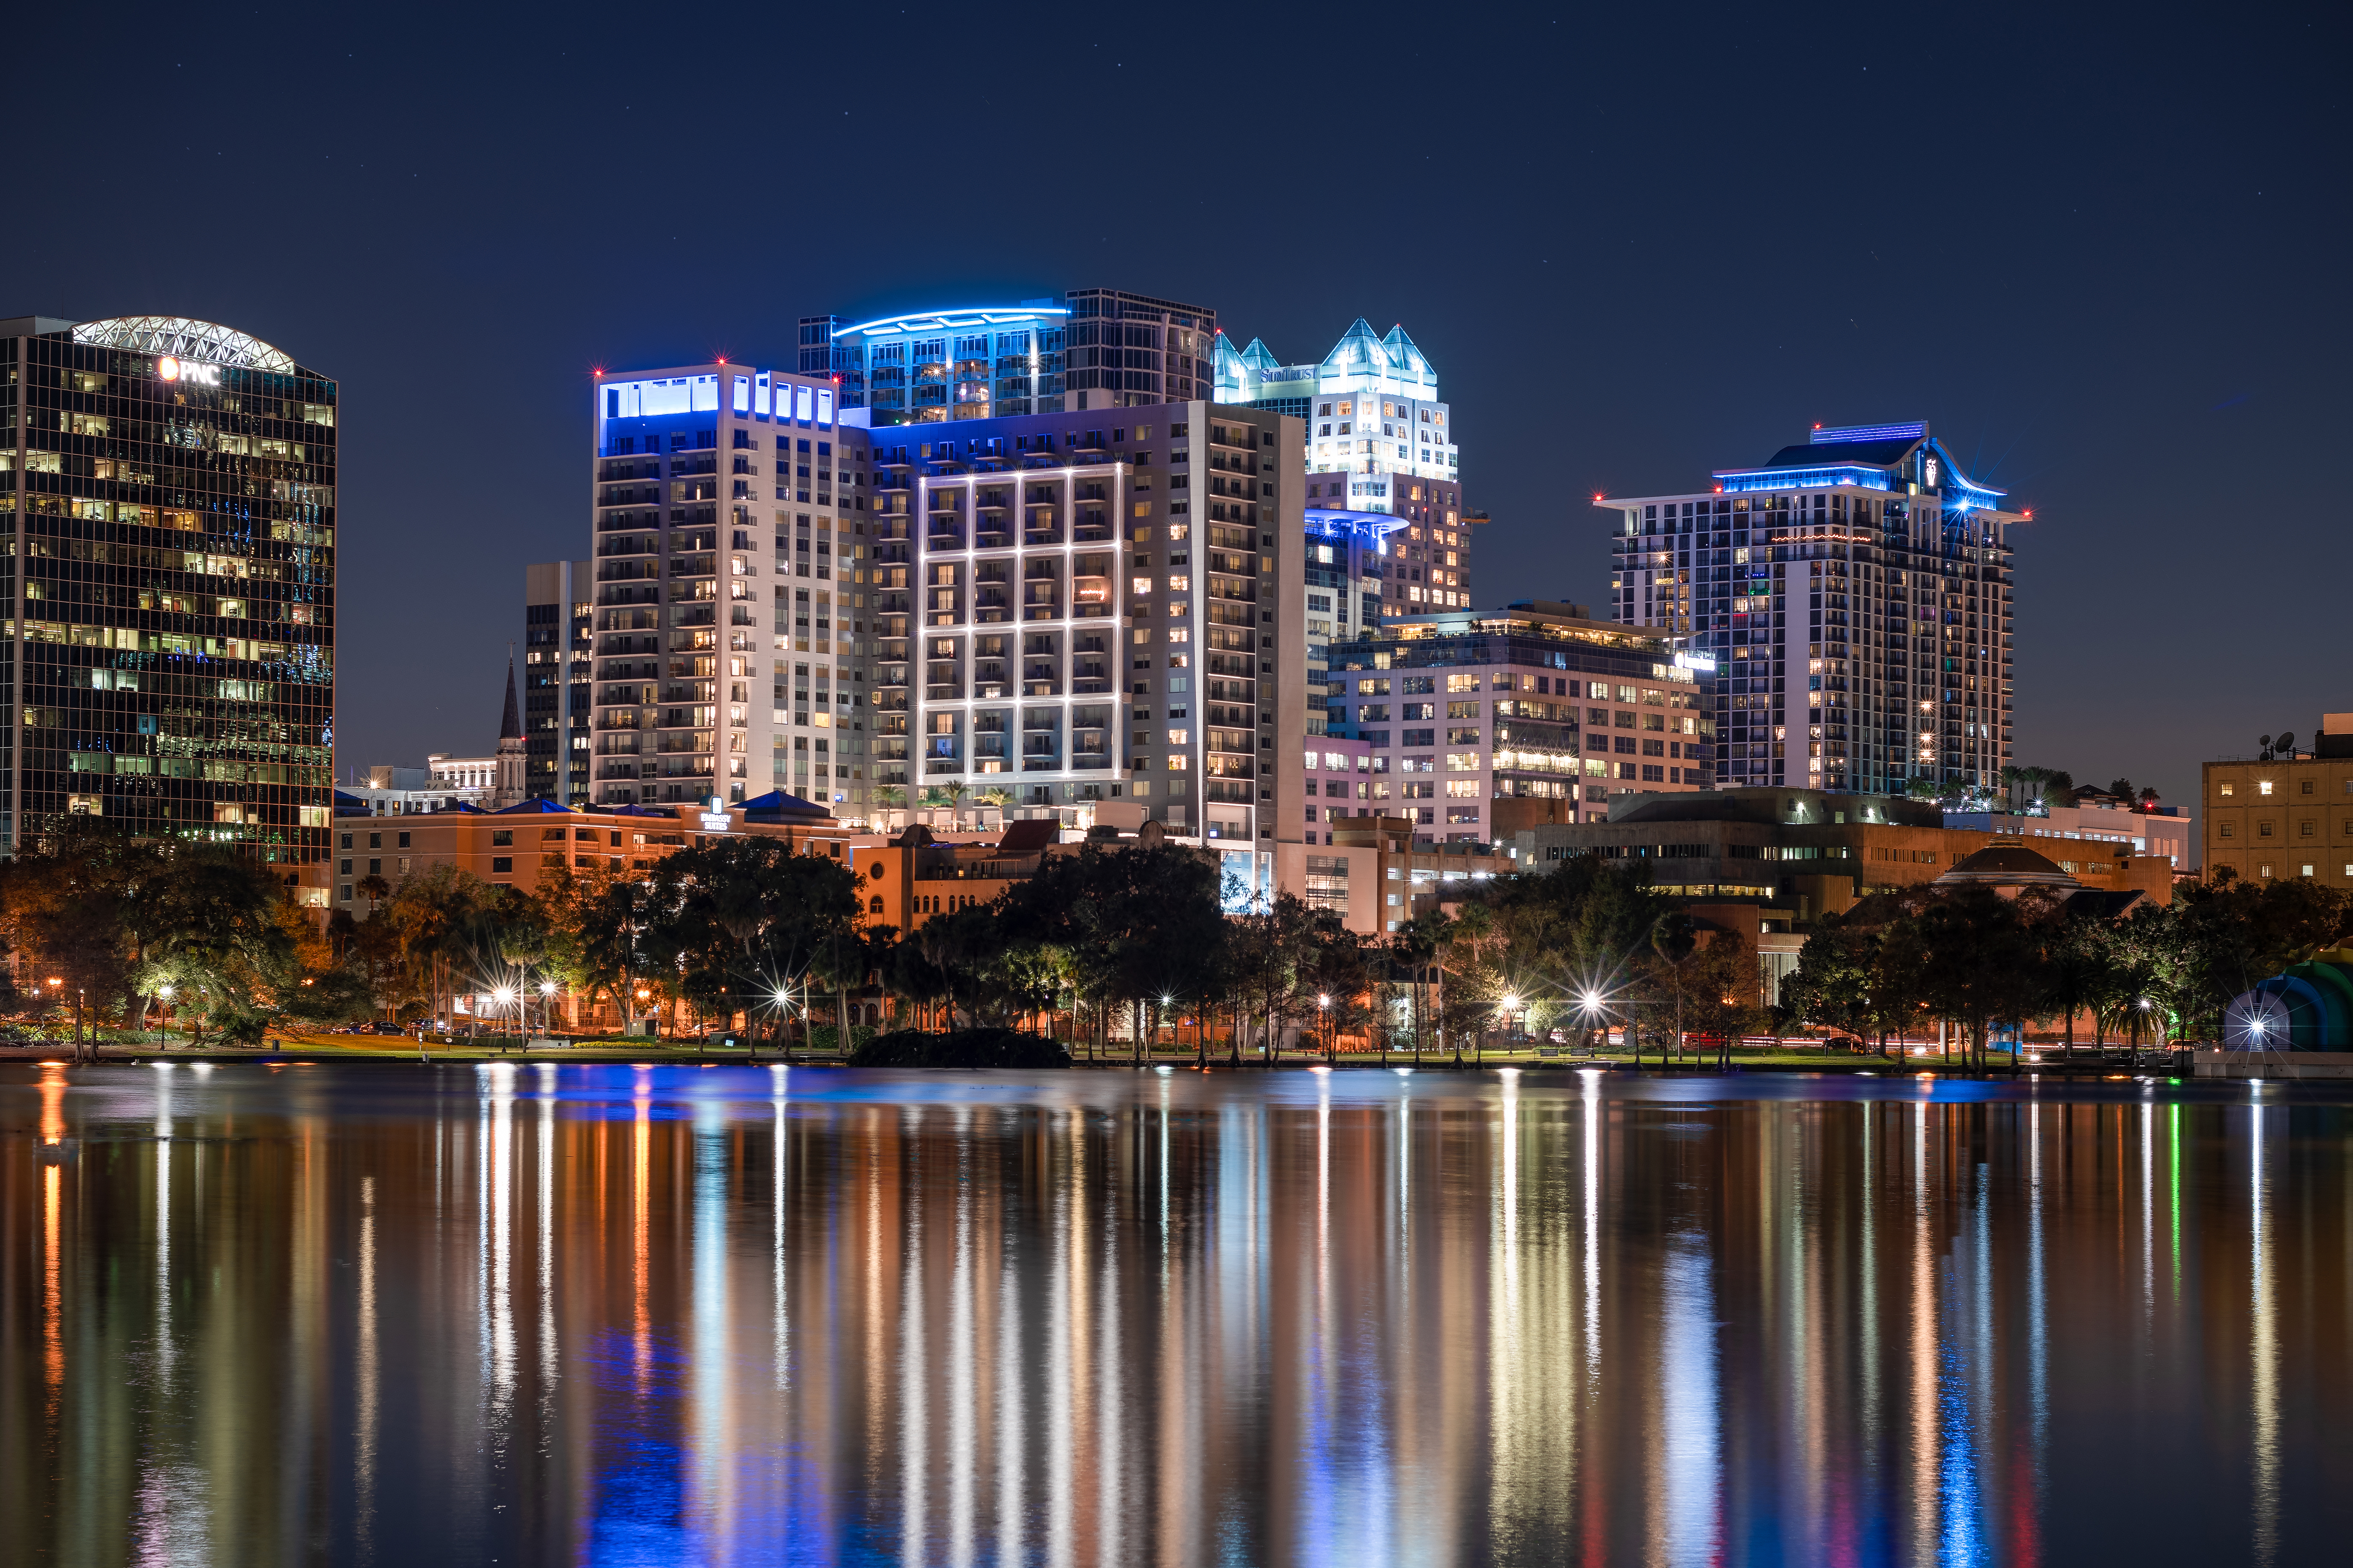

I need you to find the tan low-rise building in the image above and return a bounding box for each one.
[1512,786,2172,923]
[1272,814,1513,934]
[2202,714,2353,885]
[328,787,850,908]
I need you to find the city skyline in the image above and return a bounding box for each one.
[0,3,2340,819]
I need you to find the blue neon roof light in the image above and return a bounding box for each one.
[1305,507,1409,540]
[837,306,1070,337]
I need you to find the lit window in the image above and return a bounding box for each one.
[2259,780,2274,795]
[2219,781,2235,796]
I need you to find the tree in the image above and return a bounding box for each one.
[640,836,860,1046]
[1229,892,1322,1063]
[2034,904,2116,1062]
[1389,913,1444,1064]
[1778,912,1879,1047]
[1915,885,2047,1071]
[2168,870,2348,1039]
[1297,917,1371,1062]
[1689,929,1767,1070]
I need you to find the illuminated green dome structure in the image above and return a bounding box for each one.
[2222,950,2353,1049]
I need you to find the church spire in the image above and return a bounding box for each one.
[492,645,529,809]
[499,646,523,740]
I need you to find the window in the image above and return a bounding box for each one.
[2260,863,2274,879]
[491,830,514,846]
[2302,865,2315,877]
[2301,821,2316,837]
[491,857,513,874]
[2260,780,2274,795]
[2258,822,2274,837]
[2219,781,2235,797]
[2219,824,2235,839]
[2303,780,2316,795]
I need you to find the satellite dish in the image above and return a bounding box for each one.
[2223,989,2290,1051]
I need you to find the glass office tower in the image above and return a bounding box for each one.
[0,315,336,871]
[802,288,1218,425]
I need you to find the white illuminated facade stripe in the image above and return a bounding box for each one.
[909,462,1133,810]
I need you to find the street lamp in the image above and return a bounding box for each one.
[539,980,557,1040]
[1319,993,1332,1064]
[492,987,516,1053]
[157,982,175,1048]
[771,984,796,1062]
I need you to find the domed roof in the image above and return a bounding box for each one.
[69,316,295,372]
[1934,843,2082,888]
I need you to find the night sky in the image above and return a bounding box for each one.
[5,3,2344,818]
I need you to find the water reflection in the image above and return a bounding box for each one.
[3,1065,2351,1565]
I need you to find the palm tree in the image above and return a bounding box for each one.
[1392,916,1442,1065]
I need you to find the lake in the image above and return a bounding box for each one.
[3,1061,2347,1565]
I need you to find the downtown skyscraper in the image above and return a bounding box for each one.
[0,314,337,873]
[1601,421,2017,797]
[1215,319,1471,621]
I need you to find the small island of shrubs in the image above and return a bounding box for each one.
[846,1027,1073,1069]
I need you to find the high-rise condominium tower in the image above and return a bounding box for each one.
[866,402,1303,860]
[588,365,875,810]
[1217,319,1470,619]
[0,315,336,871]
[1600,421,2017,796]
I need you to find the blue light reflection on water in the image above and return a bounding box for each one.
[3,1064,2351,1564]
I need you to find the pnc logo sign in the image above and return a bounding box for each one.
[156,355,220,386]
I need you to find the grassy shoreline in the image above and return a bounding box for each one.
[3,1030,2179,1074]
